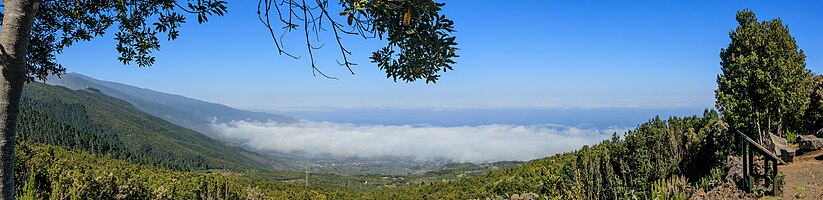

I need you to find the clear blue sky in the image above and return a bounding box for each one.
[54,1,823,110]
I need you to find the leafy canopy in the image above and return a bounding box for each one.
[257,0,458,83]
[805,75,823,134]
[16,0,458,83]
[715,10,814,137]
[20,0,227,82]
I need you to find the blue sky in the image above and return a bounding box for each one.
[54,1,823,110]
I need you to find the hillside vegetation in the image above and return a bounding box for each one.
[18,72,822,199]
[17,82,274,171]
[46,73,295,138]
[352,110,735,199]
[14,142,344,199]
[8,8,822,199]
[19,80,822,199]
[15,83,527,199]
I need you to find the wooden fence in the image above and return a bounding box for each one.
[737,130,784,196]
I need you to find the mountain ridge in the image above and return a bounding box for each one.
[46,73,295,138]
[19,82,285,170]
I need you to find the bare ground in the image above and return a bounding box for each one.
[777,149,823,199]
[694,149,823,200]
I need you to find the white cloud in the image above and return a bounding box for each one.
[210,120,627,163]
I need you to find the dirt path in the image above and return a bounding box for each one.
[778,149,823,199]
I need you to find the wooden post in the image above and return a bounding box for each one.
[742,142,748,191]
[737,130,785,196]
[772,159,778,196]
[748,144,754,192]
[764,158,769,189]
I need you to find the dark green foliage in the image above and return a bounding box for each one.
[24,0,227,81]
[17,82,272,171]
[28,0,459,83]
[13,143,348,199]
[423,162,522,180]
[16,170,36,200]
[805,75,823,135]
[17,93,127,158]
[260,0,459,83]
[11,8,810,199]
[47,73,295,138]
[8,93,733,199]
[351,110,735,199]
[359,0,458,83]
[716,10,814,138]
[12,101,738,199]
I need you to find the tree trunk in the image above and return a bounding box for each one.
[754,114,763,144]
[0,0,40,199]
[777,107,783,137]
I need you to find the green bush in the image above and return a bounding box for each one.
[785,131,798,144]
[650,175,690,200]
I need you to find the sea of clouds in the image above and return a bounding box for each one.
[210,120,628,163]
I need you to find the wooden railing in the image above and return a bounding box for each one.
[738,130,784,196]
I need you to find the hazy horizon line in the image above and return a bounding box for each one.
[238,104,715,113]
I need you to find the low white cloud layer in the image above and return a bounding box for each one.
[210,120,627,163]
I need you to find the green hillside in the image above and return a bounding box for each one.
[17,82,276,171]
[360,110,736,199]
[46,73,295,138]
[9,81,783,199]
[12,86,744,199]
[13,109,740,199]
[13,142,342,199]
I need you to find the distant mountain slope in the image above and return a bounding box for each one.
[45,73,295,137]
[19,82,282,171]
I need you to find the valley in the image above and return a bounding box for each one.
[16,81,524,194]
[46,73,522,176]
[1,1,820,199]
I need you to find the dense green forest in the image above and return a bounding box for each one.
[14,83,529,199]
[14,142,343,199]
[352,110,737,199]
[13,79,823,199]
[11,83,740,199]
[12,106,739,199]
[17,82,273,171]
[14,69,823,199]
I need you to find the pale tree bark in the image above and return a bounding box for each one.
[0,0,40,199]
